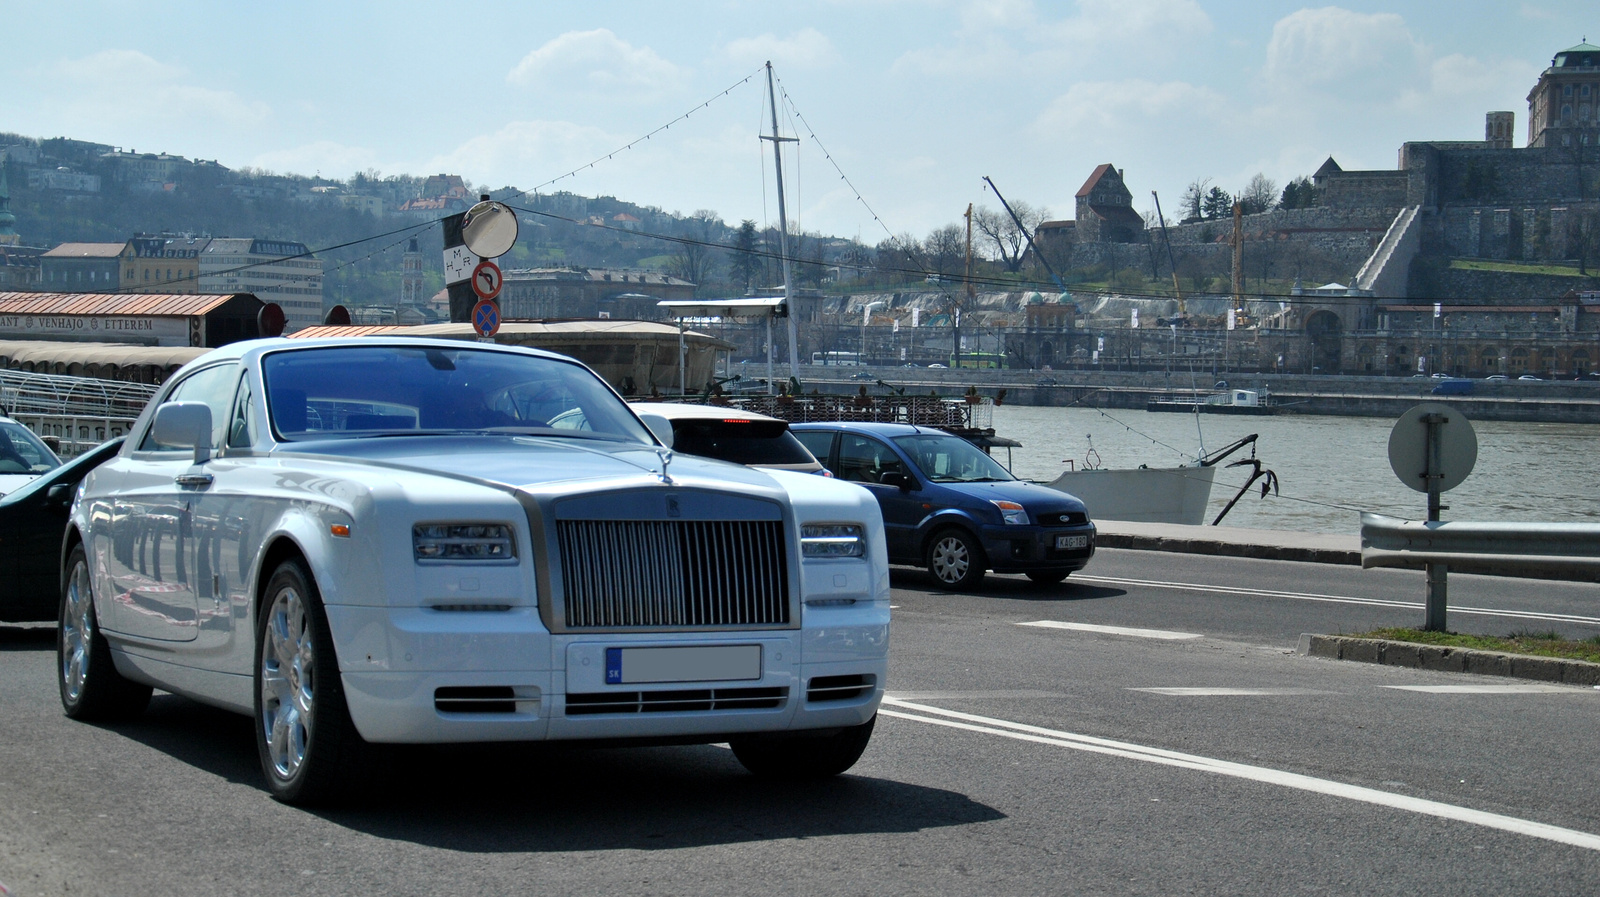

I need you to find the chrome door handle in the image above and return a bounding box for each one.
[175,474,214,488]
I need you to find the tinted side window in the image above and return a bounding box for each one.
[672,420,816,465]
[227,376,254,449]
[793,430,836,465]
[836,434,906,485]
[139,363,239,451]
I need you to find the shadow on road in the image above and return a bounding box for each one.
[891,570,1124,602]
[0,624,56,651]
[106,695,1007,850]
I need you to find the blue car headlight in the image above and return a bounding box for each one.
[990,500,1029,525]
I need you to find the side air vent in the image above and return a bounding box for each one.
[565,687,788,716]
[434,686,530,714]
[807,674,875,703]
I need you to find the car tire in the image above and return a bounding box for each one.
[926,528,985,590]
[58,543,153,721]
[731,715,875,779]
[1025,570,1071,585]
[254,558,368,805]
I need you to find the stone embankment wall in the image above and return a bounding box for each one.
[801,365,1600,424]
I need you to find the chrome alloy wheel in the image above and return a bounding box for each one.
[929,535,971,584]
[60,558,95,703]
[260,586,315,781]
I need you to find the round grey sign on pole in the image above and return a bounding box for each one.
[1387,402,1478,493]
[460,200,519,259]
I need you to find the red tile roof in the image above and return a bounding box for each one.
[1075,164,1116,198]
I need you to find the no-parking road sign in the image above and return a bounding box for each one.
[472,298,501,338]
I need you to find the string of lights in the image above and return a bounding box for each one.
[499,68,765,204]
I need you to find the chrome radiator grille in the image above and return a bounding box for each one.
[556,520,790,629]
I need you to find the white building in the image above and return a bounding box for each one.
[199,238,324,332]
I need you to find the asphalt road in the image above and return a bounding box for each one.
[3,548,1600,896]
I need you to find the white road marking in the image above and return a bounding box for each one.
[1019,620,1202,640]
[1131,687,1339,696]
[880,696,1600,852]
[1072,573,1600,628]
[1383,684,1592,694]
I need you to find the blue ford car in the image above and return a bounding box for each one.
[791,422,1095,589]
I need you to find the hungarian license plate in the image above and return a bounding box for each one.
[1055,534,1089,550]
[605,645,761,685]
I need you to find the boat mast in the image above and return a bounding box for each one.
[761,62,800,380]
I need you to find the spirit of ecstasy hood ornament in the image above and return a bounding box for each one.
[655,447,674,484]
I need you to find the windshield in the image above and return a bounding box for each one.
[0,420,61,474]
[894,432,1014,483]
[261,345,654,444]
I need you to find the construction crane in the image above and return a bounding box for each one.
[1150,191,1187,325]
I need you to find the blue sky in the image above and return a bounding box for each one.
[7,1,1593,241]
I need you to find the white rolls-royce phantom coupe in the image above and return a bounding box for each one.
[58,338,889,804]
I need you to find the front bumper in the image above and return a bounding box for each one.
[979,524,1096,573]
[327,604,888,744]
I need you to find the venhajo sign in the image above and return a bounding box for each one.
[0,314,188,344]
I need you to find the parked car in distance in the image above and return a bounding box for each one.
[1518,374,1543,380]
[791,421,1094,589]
[1035,377,1059,387]
[927,363,947,369]
[850,370,876,381]
[626,402,827,474]
[1484,374,1508,380]
[0,415,63,498]
[0,438,123,622]
[59,338,889,804]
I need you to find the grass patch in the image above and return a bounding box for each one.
[1354,627,1600,664]
[1449,258,1592,278]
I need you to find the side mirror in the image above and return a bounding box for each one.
[47,482,74,505]
[880,471,918,490]
[152,402,213,463]
[637,412,674,449]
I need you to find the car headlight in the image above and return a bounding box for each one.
[991,500,1029,525]
[801,523,866,558]
[414,523,516,561]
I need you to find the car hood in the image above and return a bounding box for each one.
[275,434,780,492]
[0,473,39,498]
[933,478,1089,513]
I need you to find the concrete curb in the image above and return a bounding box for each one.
[1297,634,1600,686]
[1096,532,1360,566]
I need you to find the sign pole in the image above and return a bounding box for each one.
[1423,411,1448,631]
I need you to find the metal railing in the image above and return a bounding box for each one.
[1360,512,1600,576]
[0,370,158,457]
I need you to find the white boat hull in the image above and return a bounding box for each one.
[1044,465,1217,525]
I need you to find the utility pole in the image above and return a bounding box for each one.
[1151,191,1184,317]
[958,203,974,369]
[761,62,800,379]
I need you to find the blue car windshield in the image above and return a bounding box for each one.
[261,345,653,444]
[893,433,1013,483]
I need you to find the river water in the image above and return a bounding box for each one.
[990,404,1600,535]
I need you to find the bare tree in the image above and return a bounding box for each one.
[1238,173,1278,215]
[973,202,1050,272]
[666,210,721,292]
[925,224,966,278]
[1180,178,1212,221]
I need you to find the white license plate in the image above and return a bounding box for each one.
[605,645,762,685]
[1055,534,1089,550]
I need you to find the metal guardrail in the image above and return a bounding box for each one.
[0,370,158,457]
[1360,512,1600,576]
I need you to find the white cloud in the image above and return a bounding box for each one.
[506,29,685,99]
[53,49,269,131]
[1040,0,1212,48]
[1263,8,1421,95]
[1032,79,1228,135]
[725,28,839,68]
